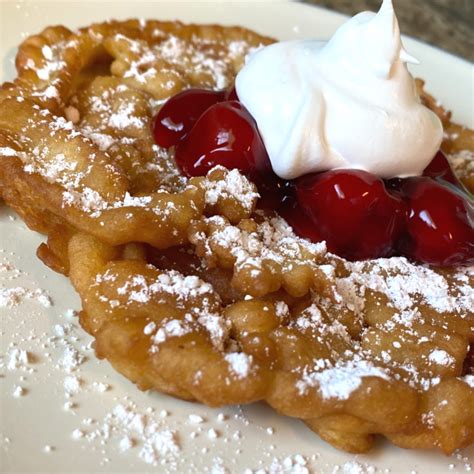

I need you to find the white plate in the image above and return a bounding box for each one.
[1,1,473,473]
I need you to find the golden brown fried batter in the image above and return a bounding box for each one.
[0,19,473,455]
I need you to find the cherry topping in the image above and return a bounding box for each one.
[174,100,272,183]
[423,150,464,188]
[398,177,474,266]
[153,88,226,148]
[278,193,325,244]
[153,86,472,267]
[226,86,238,101]
[295,170,406,260]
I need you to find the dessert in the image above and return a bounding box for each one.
[0,0,472,456]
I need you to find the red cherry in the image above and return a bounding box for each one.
[174,100,272,183]
[153,88,226,148]
[423,150,464,188]
[279,194,325,243]
[295,170,406,260]
[399,177,474,266]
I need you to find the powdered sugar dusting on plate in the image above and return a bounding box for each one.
[0,286,52,308]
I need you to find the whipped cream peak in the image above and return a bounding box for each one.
[331,0,418,78]
[236,0,443,180]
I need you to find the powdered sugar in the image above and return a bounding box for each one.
[114,32,260,93]
[428,349,456,367]
[152,319,191,344]
[246,454,311,474]
[0,146,19,157]
[188,414,205,424]
[64,375,81,394]
[99,268,230,349]
[34,58,66,81]
[0,286,52,308]
[345,258,473,315]
[79,128,115,151]
[334,460,378,474]
[198,313,230,351]
[62,187,108,217]
[449,149,474,179]
[12,385,25,398]
[194,215,327,276]
[459,375,474,388]
[6,349,31,371]
[292,302,352,344]
[59,345,86,373]
[93,404,181,467]
[110,270,214,305]
[224,352,253,379]
[107,101,146,130]
[296,359,390,400]
[204,167,259,212]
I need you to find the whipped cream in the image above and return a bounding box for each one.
[235,0,443,180]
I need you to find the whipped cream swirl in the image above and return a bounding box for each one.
[236,0,443,180]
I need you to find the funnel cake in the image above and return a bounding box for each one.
[0,19,473,454]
